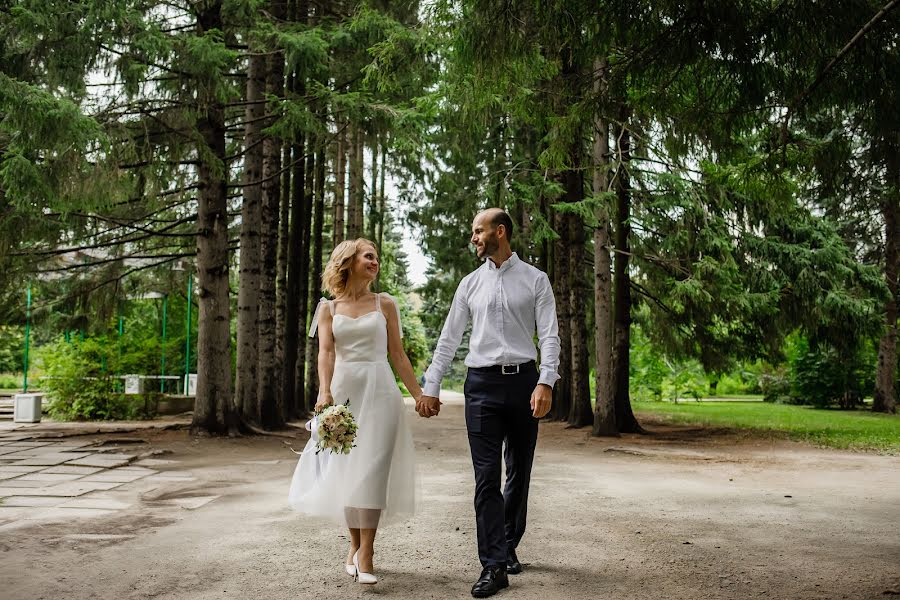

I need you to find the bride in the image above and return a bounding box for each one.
[288,238,423,584]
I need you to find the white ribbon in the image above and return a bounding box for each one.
[308,298,331,338]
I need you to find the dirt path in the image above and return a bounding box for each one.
[2,401,898,600]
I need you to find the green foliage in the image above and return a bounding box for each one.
[0,326,23,373]
[789,337,876,409]
[0,373,21,389]
[36,336,143,420]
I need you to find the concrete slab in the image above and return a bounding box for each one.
[1,496,62,507]
[65,454,134,468]
[60,498,131,510]
[12,453,95,466]
[62,533,136,541]
[80,472,148,483]
[0,465,43,474]
[16,473,86,483]
[42,465,103,475]
[0,481,123,497]
[144,475,197,483]
[0,479,51,488]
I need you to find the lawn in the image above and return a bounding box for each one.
[633,400,900,453]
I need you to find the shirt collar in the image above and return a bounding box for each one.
[485,252,520,273]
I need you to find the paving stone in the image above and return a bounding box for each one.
[41,465,103,475]
[1,496,62,507]
[0,481,123,497]
[1,442,53,448]
[0,479,50,488]
[12,453,95,466]
[0,465,42,474]
[144,475,197,483]
[115,466,158,476]
[81,472,148,483]
[240,460,280,465]
[0,506,38,519]
[161,495,219,510]
[64,454,134,468]
[60,498,131,510]
[17,473,85,483]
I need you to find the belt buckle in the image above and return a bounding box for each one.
[501,364,519,375]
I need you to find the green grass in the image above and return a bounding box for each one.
[633,400,900,453]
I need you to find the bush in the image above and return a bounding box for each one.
[36,337,149,420]
[758,366,792,403]
[0,373,21,389]
[789,339,872,409]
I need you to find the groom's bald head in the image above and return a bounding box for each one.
[476,208,514,240]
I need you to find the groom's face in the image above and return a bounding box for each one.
[471,215,499,259]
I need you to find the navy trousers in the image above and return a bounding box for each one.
[464,365,540,568]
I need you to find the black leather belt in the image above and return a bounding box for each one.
[469,361,535,375]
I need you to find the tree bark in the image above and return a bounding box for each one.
[275,140,290,391]
[280,0,308,421]
[306,117,327,406]
[368,130,378,242]
[234,51,265,427]
[551,198,572,421]
[874,136,899,414]
[612,116,643,433]
[333,121,346,246]
[591,57,617,437]
[191,0,237,436]
[347,122,364,238]
[257,1,286,430]
[561,133,592,427]
[294,128,315,414]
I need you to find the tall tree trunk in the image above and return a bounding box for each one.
[592,57,617,437]
[551,199,572,421]
[874,137,899,414]
[275,140,290,394]
[566,150,593,428]
[306,118,327,406]
[258,2,286,430]
[347,122,364,238]
[294,131,315,414]
[281,0,308,421]
[367,131,378,242]
[333,121,346,246]
[376,134,387,289]
[191,0,236,435]
[612,116,643,433]
[234,51,265,427]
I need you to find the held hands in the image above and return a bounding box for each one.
[314,394,334,413]
[531,384,552,418]
[416,394,442,418]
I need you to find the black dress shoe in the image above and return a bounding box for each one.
[471,565,509,598]
[506,549,523,575]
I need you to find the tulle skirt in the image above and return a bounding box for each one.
[288,360,417,528]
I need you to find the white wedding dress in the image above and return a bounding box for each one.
[288,293,417,528]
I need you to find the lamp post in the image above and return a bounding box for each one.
[184,273,193,394]
[23,284,31,393]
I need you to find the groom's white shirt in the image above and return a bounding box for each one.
[423,252,561,397]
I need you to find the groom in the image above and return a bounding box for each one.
[418,208,560,598]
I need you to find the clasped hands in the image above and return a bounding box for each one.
[415,394,441,418]
[415,384,553,419]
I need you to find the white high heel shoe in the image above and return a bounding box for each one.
[353,552,377,585]
[345,562,356,577]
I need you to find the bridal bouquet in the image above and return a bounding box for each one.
[313,400,358,455]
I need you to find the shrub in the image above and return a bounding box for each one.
[789,340,872,409]
[36,337,147,420]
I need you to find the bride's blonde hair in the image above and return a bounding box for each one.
[322,238,377,297]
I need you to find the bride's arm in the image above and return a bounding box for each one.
[383,295,424,402]
[315,309,336,412]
